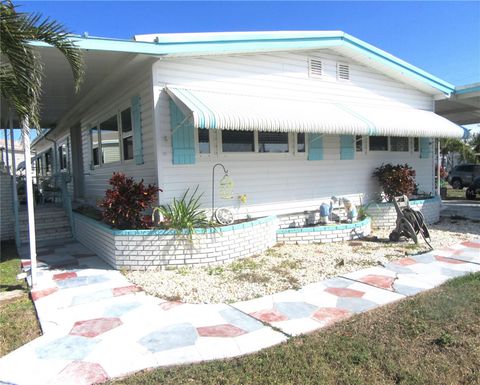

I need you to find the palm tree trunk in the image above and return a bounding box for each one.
[21,116,38,287]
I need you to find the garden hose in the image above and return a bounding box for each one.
[402,208,433,250]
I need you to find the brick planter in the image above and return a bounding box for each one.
[365,196,441,229]
[276,217,371,244]
[73,213,278,270]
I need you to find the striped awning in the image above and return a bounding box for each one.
[166,86,466,139]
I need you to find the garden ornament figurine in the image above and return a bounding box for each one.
[343,199,357,222]
[319,202,330,224]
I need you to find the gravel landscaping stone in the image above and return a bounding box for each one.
[126,218,479,304]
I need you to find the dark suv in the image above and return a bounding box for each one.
[448,164,480,189]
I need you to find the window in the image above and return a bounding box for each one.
[100,115,121,164]
[222,130,254,152]
[457,165,474,172]
[258,132,289,153]
[121,108,134,161]
[58,143,68,170]
[390,137,409,152]
[369,136,388,151]
[297,133,306,153]
[91,127,100,166]
[45,150,52,173]
[198,129,210,154]
[356,135,363,152]
[413,137,419,152]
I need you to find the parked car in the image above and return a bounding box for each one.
[466,176,480,200]
[447,164,480,189]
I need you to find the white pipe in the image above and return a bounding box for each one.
[9,111,20,249]
[21,117,37,287]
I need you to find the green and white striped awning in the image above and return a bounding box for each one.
[166,86,466,139]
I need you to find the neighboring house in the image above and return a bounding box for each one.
[30,31,465,218]
[0,139,24,175]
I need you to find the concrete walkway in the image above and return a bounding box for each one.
[0,240,479,385]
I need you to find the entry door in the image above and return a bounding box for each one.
[70,123,85,200]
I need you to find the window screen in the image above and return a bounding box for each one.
[222,130,254,152]
[258,132,289,153]
[390,137,409,152]
[369,136,388,151]
[198,129,210,154]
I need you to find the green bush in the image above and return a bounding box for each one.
[152,186,212,239]
[372,163,416,202]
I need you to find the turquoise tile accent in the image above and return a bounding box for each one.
[277,217,369,234]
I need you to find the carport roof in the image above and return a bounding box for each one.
[435,83,480,126]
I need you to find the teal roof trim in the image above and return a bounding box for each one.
[455,85,480,95]
[30,31,455,94]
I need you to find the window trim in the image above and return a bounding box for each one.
[89,102,137,169]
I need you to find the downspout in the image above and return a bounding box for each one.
[3,128,10,173]
[9,110,21,249]
[437,139,441,198]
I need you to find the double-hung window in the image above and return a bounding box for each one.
[91,107,136,167]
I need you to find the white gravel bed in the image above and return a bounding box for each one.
[126,218,479,304]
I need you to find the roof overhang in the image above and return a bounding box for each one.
[166,86,467,139]
[435,83,480,125]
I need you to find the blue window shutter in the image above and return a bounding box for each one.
[170,100,195,165]
[340,135,354,160]
[420,138,431,159]
[131,95,144,165]
[308,134,323,160]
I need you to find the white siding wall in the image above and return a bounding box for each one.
[153,49,436,218]
[80,71,157,203]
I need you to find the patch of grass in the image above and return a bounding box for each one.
[206,266,225,276]
[175,266,191,276]
[0,295,41,356]
[229,258,262,273]
[444,187,465,200]
[234,271,270,284]
[0,241,41,357]
[111,273,480,385]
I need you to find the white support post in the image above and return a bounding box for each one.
[21,117,37,287]
[9,111,21,249]
[437,139,441,197]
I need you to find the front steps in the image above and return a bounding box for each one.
[19,204,73,245]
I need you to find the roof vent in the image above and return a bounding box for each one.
[308,58,323,78]
[337,63,350,81]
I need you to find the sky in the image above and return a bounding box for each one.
[17,1,480,86]
[7,1,480,140]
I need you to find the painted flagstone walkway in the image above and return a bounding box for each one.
[0,239,479,385]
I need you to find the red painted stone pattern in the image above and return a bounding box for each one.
[53,272,78,281]
[393,257,417,266]
[250,309,288,323]
[31,287,58,301]
[325,287,365,298]
[312,307,351,326]
[112,285,142,297]
[360,274,395,290]
[197,324,246,337]
[70,317,122,338]
[434,255,466,264]
[159,301,183,311]
[49,361,108,385]
[461,241,480,249]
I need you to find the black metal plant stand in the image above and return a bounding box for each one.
[211,163,228,221]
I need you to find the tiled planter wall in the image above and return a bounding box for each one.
[73,213,278,270]
[0,174,14,241]
[365,196,441,229]
[277,217,371,244]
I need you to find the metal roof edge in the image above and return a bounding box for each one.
[29,31,455,94]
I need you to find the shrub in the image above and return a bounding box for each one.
[98,172,161,229]
[372,163,416,201]
[152,186,212,239]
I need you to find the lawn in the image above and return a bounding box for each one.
[444,187,466,200]
[112,272,480,385]
[0,241,41,357]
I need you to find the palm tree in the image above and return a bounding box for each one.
[1,0,84,285]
